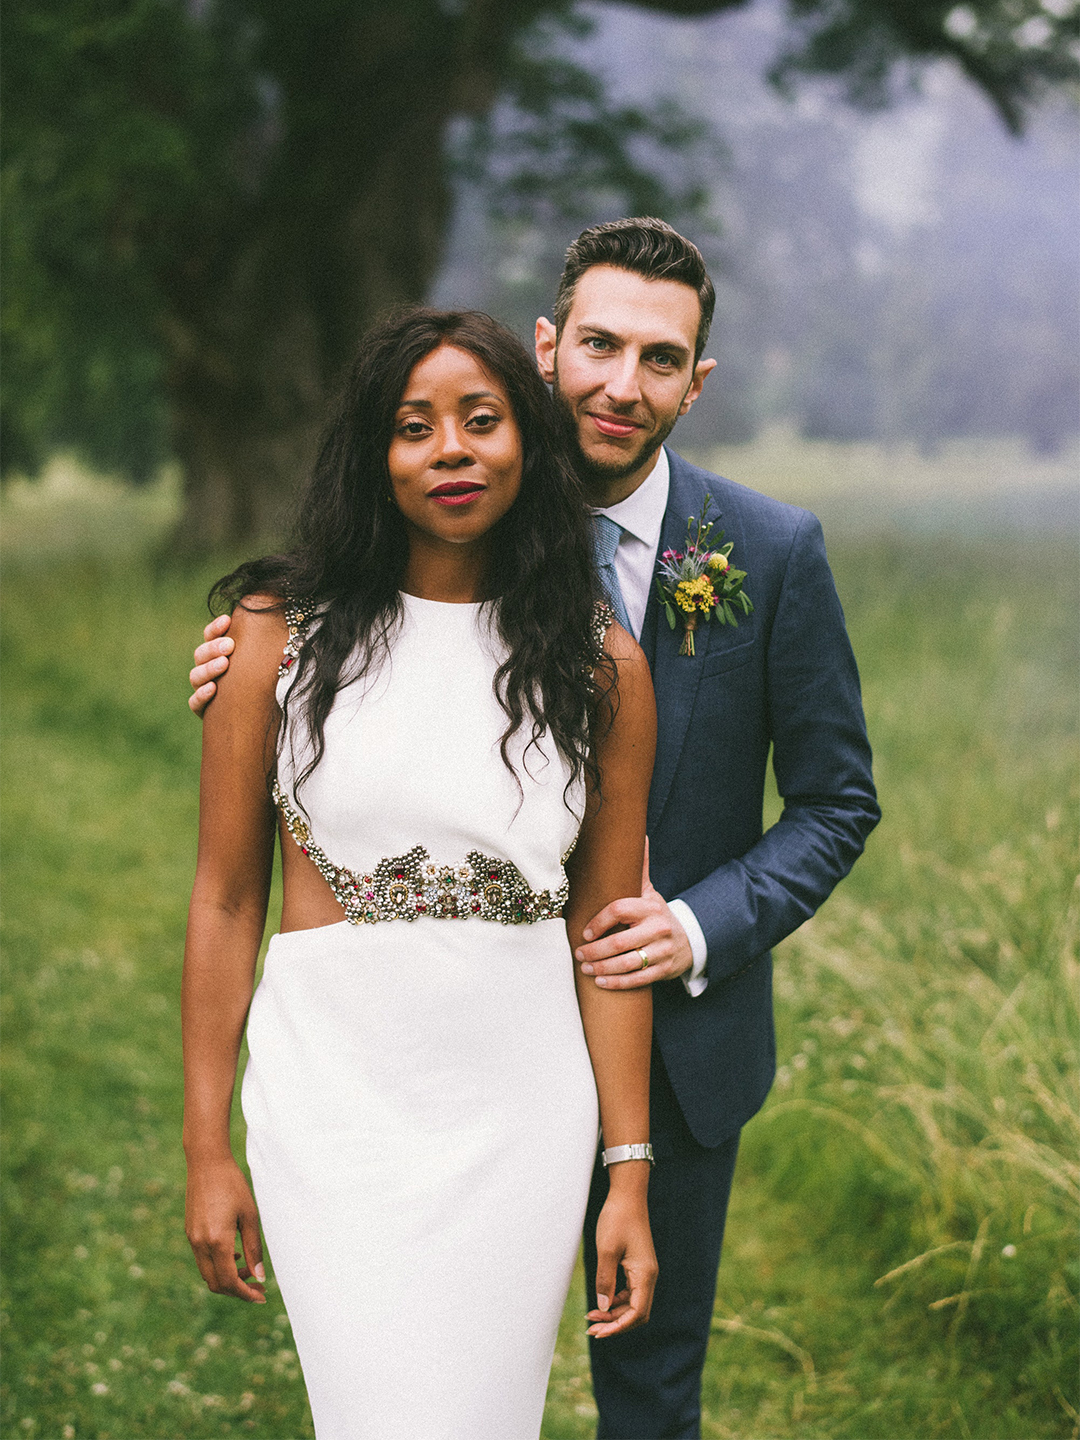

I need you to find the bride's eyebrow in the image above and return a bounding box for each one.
[396,391,502,409]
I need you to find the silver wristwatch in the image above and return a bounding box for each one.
[600,1142,655,1167]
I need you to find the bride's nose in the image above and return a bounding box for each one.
[432,422,474,469]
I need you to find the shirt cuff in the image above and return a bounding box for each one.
[669,898,708,997]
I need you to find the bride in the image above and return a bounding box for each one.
[181,306,658,1438]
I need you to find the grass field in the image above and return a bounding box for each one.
[2,459,1077,1439]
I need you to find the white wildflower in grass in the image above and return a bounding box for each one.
[166,1379,190,1396]
[203,1333,221,1347]
[792,1052,809,1070]
[72,1246,88,1260]
[1001,1244,1017,1258]
[829,1014,859,1038]
[90,1382,109,1396]
[151,1358,167,1370]
[62,1427,75,1439]
[127,1265,144,1279]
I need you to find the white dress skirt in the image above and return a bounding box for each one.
[241,595,600,1440]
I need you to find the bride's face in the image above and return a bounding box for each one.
[388,345,523,550]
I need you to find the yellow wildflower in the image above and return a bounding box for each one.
[707,552,730,574]
[675,575,716,614]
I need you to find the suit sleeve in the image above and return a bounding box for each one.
[675,512,880,982]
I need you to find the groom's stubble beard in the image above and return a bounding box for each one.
[550,360,683,507]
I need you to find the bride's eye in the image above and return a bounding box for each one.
[397,419,430,437]
[468,411,500,430]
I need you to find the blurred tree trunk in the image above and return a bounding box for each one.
[164,6,460,551]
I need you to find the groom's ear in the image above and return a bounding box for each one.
[535,317,557,384]
[678,357,717,416]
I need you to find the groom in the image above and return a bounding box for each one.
[189,218,879,1439]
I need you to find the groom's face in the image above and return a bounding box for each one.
[535,264,715,505]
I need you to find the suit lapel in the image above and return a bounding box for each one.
[645,451,719,832]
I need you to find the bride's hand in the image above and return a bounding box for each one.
[587,1178,657,1338]
[185,1155,267,1303]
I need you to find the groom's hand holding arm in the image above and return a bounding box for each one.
[190,614,234,713]
[575,839,701,990]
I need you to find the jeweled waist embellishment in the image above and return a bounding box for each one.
[273,782,571,925]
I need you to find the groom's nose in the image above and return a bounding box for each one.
[602,352,643,409]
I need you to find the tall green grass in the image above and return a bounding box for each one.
[691,539,1079,1440]
[2,476,1076,1439]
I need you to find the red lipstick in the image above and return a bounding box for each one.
[428,480,486,506]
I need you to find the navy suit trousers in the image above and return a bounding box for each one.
[584,1044,740,1439]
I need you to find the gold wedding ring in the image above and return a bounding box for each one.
[637,948,650,970]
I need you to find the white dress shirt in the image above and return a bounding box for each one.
[590,448,709,997]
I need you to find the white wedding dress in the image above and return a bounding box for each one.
[241,594,600,1439]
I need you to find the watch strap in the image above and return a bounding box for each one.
[600,1142,655,1167]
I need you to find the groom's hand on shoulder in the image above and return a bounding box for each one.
[189,614,234,715]
[575,841,694,989]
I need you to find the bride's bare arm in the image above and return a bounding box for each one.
[563,624,658,1338]
[182,598,285,1303]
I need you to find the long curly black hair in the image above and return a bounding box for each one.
[211,306,614,808]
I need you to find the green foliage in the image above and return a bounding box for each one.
[451,6,718,224]
[2,472,1075,1437]
[0,0,258,480]
[773,0,1080,134]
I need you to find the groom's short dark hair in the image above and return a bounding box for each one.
[554,218,715,362]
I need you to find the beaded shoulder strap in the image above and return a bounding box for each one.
[589,600,615,669]
[278,597,315,679]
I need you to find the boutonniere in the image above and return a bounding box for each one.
[655,495,753,656]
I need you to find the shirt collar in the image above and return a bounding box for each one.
[589,446,670,549]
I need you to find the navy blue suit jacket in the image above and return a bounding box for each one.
[642,450,880,1148]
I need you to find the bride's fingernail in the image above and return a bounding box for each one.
[596,1294,610,1312]
[254,1263,266,1282]
[581,964,594,975]
[583,928,593,941]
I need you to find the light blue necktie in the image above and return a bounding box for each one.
[592,514,632,633]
